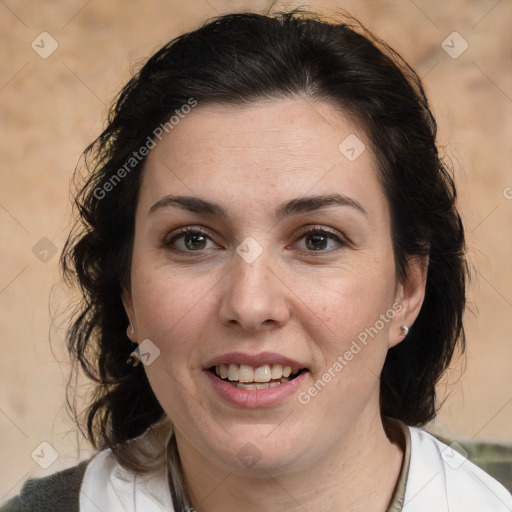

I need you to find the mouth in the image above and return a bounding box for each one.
[209,363,307,390]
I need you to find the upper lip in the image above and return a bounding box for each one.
[204,351,308,371]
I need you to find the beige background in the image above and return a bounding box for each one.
[1,0,511,502]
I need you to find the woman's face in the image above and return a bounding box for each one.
[124,98,426,475]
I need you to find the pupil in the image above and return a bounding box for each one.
[306,233,327,250]
[185,233,206,250]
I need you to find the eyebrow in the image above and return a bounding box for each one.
[149,193,367,220]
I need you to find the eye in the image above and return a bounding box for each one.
[165,227,218,252]
[293,226,346,252]
[164,225,346,254]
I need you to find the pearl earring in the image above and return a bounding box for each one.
[400,325,409,336]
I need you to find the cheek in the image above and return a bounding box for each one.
[130,269,214,421]
[130,264,215,360]
[296,275,394,406]
[294,263,396,339]
[290,262,397,403]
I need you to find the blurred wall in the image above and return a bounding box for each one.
[1,0,511,502]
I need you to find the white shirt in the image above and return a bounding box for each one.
[79,425,512,511]
[79,448,174,511]
[404,427,512,511]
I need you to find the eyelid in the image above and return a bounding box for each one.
[295,224,345,240]
[164,225,219,248]
[291,225,348,251]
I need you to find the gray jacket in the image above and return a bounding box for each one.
[1,460,90,512]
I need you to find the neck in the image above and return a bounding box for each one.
[175,413,404,512]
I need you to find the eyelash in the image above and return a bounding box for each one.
[164,225,346,255]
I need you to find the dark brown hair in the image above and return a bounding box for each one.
[62,8,467,476]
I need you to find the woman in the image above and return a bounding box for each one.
[3,8,511,512]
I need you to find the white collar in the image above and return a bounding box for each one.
[79,448,174,512]
[404,426,512,511]
[79,419,175,512]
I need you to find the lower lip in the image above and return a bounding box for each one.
[205,370,308,408]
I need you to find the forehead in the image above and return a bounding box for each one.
[139,98,388,222]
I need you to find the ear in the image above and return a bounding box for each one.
[389,255,429,348]
[122,288,138,343]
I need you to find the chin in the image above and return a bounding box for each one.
[201,425,312,477]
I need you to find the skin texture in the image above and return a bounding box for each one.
[123,97,428,511]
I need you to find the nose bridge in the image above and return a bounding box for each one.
[218,241,290,331]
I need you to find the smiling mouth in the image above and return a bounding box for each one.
[210,363,306,390]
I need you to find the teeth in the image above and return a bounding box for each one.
[238,364,253,383]
[234,378,290,390]
[214,363,300,384]
[228,364,238,381]
[237,383,258,390]
[254,365,271,382]
[271,364,283,379]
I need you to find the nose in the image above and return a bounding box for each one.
[218,253,291,332]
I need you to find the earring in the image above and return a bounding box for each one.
[126,345,141,367]
[400,325,409,336]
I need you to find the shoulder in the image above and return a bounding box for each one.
[1,459,91,512]
[405,426,512,512]
[78,448,174,511]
